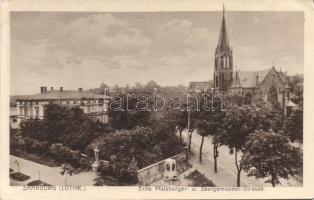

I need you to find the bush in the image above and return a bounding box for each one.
[10,172,31,181]
[27,180,52,186]
[49,143,89,169]
[185,170,216,187]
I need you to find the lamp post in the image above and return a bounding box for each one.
[14,160,20,172]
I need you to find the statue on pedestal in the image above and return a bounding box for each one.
[91,147,100,174]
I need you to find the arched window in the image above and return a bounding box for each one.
[267,86,278,105]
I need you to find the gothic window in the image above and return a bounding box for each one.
[267,86,278,105]
[215,75,219,88]
[230,57,233,68]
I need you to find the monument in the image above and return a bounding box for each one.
[163,159,178,183]
[91,147,100,174]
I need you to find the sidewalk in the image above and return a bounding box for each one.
[10,155,96,186]
[180,129,302,187]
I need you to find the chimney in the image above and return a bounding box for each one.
[78,88,83,92]
[60,87,63,92]
[51,87,54,91]
[256,73,259,86]
[40,86,48,93]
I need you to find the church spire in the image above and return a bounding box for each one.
[217,5,230,52]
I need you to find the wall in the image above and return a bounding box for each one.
[137,153,186,186]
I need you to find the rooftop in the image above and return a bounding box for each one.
[16,89,101,101]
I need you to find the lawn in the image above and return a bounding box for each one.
[185,170,216,187]
[9,172,31,181]
[27,180,52,186]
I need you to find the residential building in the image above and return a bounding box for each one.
[10,86,110,128]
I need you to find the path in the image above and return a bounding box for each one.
[10,155,96,186]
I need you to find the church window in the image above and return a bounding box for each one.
[267,86,278,105]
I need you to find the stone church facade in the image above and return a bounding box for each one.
[213,8,291,110]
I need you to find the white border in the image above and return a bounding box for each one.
[1,0,314,199]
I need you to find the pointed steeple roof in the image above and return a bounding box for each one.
[217,5,231,52]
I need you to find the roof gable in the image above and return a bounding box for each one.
[261,66,285,85]
[231,68,270,88]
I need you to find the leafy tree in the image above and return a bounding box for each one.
[172,110,187,144]
[216,105,260,186]
[60,164,74,185]
[285,108,303,143]
[242,129,302,187]
[20,104,110,151]
[217,102,284,186]
[195,111,222,164]
[225,94,251,106]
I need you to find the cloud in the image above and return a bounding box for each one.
[50,14,152,57]
[10,12,303,95]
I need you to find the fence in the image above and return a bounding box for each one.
[137,153,186,185]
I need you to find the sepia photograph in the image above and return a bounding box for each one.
[1,0,313,199]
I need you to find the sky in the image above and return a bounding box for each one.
[10,11,304,95]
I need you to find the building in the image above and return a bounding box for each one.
[213,7,233,92]
[191,7,296,114]
[10,86,110,129]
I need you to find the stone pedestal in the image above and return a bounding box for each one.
[91,147,100,174]
[91,161,100,174]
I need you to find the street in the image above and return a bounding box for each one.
[10,155,96,186]
[180,129,302,187]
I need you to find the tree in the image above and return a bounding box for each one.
[173,110,187,144]
[285,108,303,143]
[60,164,74,186]
[216,105,257,186]
[216,103,284,186]
[187,110,198,153]
[242,129,302,187]
[195,111,223,168]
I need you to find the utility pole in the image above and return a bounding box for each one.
[187,104,193,152]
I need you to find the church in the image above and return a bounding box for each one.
[190,7,293,112]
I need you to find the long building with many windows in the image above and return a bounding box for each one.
[10,86,110,128]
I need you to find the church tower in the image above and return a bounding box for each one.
[214,6,233,92]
